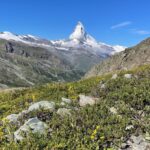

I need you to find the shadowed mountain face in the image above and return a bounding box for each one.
[0,40,84,88]
[0,22,125,88]
[85,38,150,78]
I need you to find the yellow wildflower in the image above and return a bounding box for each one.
[93,129,97,135]
[96,125,100,130]
[100,136,105,140]
[91,135,95,140]
[2,117,9,123]
[32,95,36,101]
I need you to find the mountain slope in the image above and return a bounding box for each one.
[0,22,125,88]
[0,39,84,88]
[85,38,150,78]
[0,64,150,149]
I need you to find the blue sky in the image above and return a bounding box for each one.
[0,0,150,47]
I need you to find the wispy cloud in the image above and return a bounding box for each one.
[111,21,132,29]
[133,30,150,35]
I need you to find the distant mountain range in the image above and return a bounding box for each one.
[85,38,150,78]
[0,22,125,88]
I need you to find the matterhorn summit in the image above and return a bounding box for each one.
[69,22,87,40]
[52,21,125,56]
[0,22,125,56]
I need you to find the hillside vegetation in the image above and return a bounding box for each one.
[0,65,150,149]
[85,38,150,78]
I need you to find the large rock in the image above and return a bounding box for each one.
[79,95,99,107]
[14,117,48,141]
[28,101,55,112]
[121,135,150,150]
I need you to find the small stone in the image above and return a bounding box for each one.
[124,74,132,79]
[145,132,150,141]
[121,143,130,149]
[79,95,99,107]
[101,84,106,89]
[109,107,117,114]
[60,102,66,106]
[125,125,134,130]
[112,74,118,79]
[61,97,72,104]
[57,108,71,116]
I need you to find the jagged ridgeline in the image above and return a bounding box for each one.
[0,22,125,88]
[0,64,150,149]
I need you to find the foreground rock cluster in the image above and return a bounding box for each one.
[6,95,98,141]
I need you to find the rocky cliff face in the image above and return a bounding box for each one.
[85,38,150,78]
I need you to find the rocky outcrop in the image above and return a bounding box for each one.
[5,94,101,141]
[120,135,150,150]
[5,42,14,53]
[28,101,55,112]
[14,117,48,141]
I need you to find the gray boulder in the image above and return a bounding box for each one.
[14,117,48,141]
[120,135,150,150]
[28,101,55,112]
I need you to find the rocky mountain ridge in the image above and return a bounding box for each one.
[85,38,150,78]
[0,22,125,88]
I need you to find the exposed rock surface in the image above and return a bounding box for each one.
[79,95,99,107]
[57,108,71,117]
[6,114,19,124]
[28,101,55,112]
[112,74,118,79]
[124,74,132,79]
[120,135,150,150]
[61,97,72,104]
[109,107,117,114]
[14,117,48,141]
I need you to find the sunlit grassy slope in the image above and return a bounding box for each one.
[0,65,150,149]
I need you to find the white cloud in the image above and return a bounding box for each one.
[134,30,150,35]
[111,21,132,29]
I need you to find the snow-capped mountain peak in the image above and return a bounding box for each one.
[69,22,86,40]
[0,31,39,43]
[0,22,126,56]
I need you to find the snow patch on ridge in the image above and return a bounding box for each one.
[0,22,126,55]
